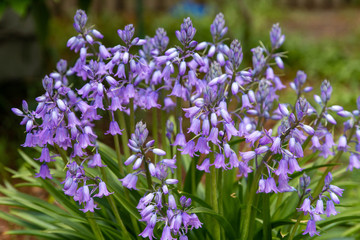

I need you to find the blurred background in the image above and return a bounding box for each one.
[1,0,360,178]
[1,0,360,238]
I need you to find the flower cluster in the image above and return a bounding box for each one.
[297,173,344,236]
[121,122,201,239]
[12,9,360,239]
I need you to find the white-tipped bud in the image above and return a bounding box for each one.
[314,95,322,105]
[133,157,143,170]
[231,82,239,95]
[278,104,289,117]
[329,105,343,112]
[179,61,186,76]
[148,163,156,176]
[152,148,166,156]
[124,155,137,166]
[26,119,33,132]
[195,41,207,51]
[302,125,315,135]
[208,45,216,57]
[12,108,23,116]
[193,53,205,66]
[217,52,225,66]
[325,114,337,125]
[57,99,67,111]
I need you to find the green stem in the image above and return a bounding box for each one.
[191,159,196,194]
[176,97,183,189]
[100,168,134,239]
[209,150,220,239]
[144,161,153,190]
[104,95,124,174]
[217,168,225,239]
[289,119,359,239]
[130,98,135,132]
[117,110,130,159]
[113,134,124,176]
[152,108,159,163]
[86,212,105,240]
[262,194,271,240]
[160,109,170,158]
[205,172,211,205]
[241,161,266,240]
[54,144,68,166]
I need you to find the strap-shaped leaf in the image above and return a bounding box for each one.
[190,207,236,239]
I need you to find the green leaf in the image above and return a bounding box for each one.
[290,163,339,179]
[5,229,62,239]
[0,210,38,229]
[190,207,236,239]
[176,191,212,209]
[183,155,203,194]
[228,137,245,146]
[9,0,31,17]
[18,149,39,169]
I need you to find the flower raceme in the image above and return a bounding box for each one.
[12,9,360,239]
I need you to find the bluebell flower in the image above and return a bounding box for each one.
[325,200,338,217]
[298,198,311,215]
[35,164,53,179]
[302,219,320,237]
[120,173,138,190]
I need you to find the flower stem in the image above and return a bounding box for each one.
[176,97,183,189]
[86,212,105,240]
[217,168,225,239]
[113,134,124,176]
[289,119,359,239]
[209,150,220,239]
[241,160,265,240]
[191,159,196,194]
[160,108,170,158]
[117,110,130,159]
[144,161,153,190]
[152,107,159,162]
[130,98,135,132]
[54,144,68,166]
[100,168,135,239]
[262,193,271,240]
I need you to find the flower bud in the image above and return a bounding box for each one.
[152,148,166,156]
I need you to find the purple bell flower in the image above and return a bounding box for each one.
[298,198,311,215]
[196,158,211,173]
[35,164,52,179]
[302,219,320,237]
[88,153,106,168]
[264,177,278,193]
[325,200,338,217]
[120,173,138,190]
[348,154,360,171]
[194,137,210,154]
[94,181,113,197]
[80,198,99,213]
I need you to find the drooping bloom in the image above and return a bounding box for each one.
[302,219,320,237]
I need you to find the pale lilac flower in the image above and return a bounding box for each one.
[298,198,311,215]
[120,173,138,190]
[94,181,113,197]
[35,164,52,179]
[302,219,320,237]
[197,158,211,173]
[80,198,99,213]
[325,200,338,217]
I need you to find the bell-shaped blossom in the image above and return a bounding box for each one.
[120,173,138,190]
[302,219,320,237]
[196,158,211,173]
[94,181,113,197]
[35,164,52,179]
